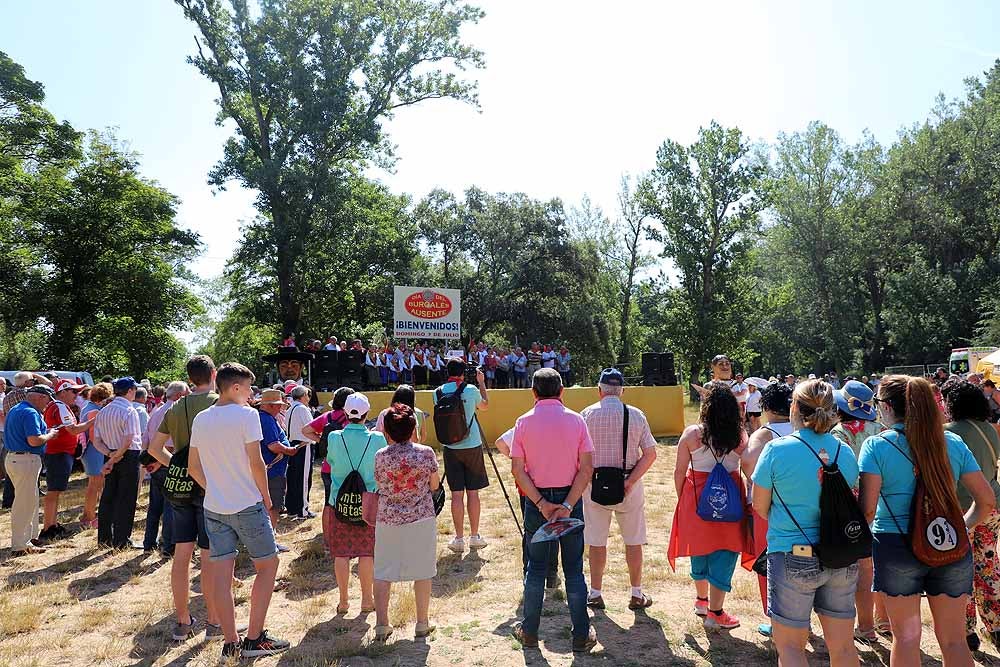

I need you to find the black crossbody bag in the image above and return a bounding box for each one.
[591,404,630,506]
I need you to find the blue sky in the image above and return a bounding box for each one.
[3,0,999,282]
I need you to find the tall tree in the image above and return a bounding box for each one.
[175,0,484,335]
[415,188,467,286]
[640,121,769,382]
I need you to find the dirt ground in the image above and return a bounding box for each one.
[2,415,999,666]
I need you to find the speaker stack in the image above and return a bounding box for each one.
[339,350,365,390]
[641,352,678,386]
[313,350,340,391]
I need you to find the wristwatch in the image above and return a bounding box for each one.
[560,502,572,512]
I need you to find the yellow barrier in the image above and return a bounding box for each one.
[315,385,685,445]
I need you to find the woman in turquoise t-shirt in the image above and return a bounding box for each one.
[859,375,994,665]
[751,379,860,666]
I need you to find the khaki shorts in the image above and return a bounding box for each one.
[583,478,647,546]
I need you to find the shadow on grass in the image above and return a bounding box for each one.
[67,552,164,600]
[281,533,337,601]
[126,610,200,666]
[589,607,697,666]
[432,549,486,599]
[4,547,112,586]
[683,627,772,665]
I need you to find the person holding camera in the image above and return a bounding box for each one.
[433,358,490,553]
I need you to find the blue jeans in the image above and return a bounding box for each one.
[144,470,174,551]
[205,502,278,562]
[520,495,559,578]
[522,488,589,639]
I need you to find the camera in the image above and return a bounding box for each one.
[464,363,481,385]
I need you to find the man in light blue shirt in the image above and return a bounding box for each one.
[433,358,489,553]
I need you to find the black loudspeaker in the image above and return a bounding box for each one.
[641,352,664,386]
[313,350,340,390]
[661,352,677,386]
[339,350,365,390]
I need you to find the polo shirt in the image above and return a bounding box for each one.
[433,381,483,450]
[43,400,79,455]
[259,409,291,478]
[4,401,47,454]
[510,398,595,488]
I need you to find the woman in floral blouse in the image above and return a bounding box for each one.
[373,402,441,642]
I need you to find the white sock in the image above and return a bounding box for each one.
[589,588,602,599]
[631,586,642,598]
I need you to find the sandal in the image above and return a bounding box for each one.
[415,622,436,638]
[336,604,349,615]
[360,606,375,614]
[874,620,892,637]
[374,625,393,642]
[854,627,878,643]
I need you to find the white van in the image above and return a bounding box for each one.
[0,370,97,388]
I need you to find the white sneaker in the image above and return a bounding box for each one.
[276,543,290,553]
[468,534,488,549]
[447,536,465,553]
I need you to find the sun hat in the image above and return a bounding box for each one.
[835,380,877,421]
[259,388,286,406]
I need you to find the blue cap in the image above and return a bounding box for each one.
[112,376,138,393]
[598,368,625,387]
[835,380,876,421]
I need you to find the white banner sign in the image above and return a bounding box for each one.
[393,286,461,340]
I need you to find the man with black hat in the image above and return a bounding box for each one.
[4,384,61,555]
[580,368,658,611]
[263,346,314,385]
[93,377,143,548]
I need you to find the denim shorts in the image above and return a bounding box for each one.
[872,532,973,597]
[170,501,210,550]
[44,452,74,491]
[767,552,858,629]
[204,502,278,562]
[81,444,106,477]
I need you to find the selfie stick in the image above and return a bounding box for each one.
[477,419,522,537]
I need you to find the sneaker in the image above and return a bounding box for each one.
[220,641,241,662]
[693,599,709,617]
[758,623,772,637]
[572,626,598,653]
[37,525,58,543]
[629,593,653,610]
[206,622,249,638]
[447,536,465,553]
[173,615,198,641]
[11,544,47,556]
[704,610,740,630]
[587,595,606,610]
[968,632,981,652]
[468,534,488,549]
[241,629,290,657]
[53,523,68,537]
[276,543,290,553]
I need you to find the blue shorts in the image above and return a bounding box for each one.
[872,532,973,597]
[690,550,739,592]
[81,444,106,476]
[205,502,277,562]
[170,501,210,550]
[767,552,858,629]
[44,453,74,491]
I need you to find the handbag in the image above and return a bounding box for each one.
[162,398,203,505]
[433,473,447,516]
[590,404,630,505]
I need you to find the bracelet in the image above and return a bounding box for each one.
[560,501,572,511]
[534,496,543,506]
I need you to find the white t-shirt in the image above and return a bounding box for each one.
[286,401,312,443]
[745,390,762,413]
[731,381,749,404]
[190,403,265,515]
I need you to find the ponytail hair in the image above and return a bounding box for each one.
[880,375,962,519]
[791,379,839,434]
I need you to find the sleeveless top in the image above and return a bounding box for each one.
[689,426,743,473]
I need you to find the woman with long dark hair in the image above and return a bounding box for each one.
[668,381,749,630]
[943,380,1000,650]
[860,375,995,665]
[752,379,860,666]
[374,385,426,443]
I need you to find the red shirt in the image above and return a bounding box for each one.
[43,400,79,455]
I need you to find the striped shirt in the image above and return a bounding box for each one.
[93,396,142,453]
[580,396,657,470]
[3,387,28,416]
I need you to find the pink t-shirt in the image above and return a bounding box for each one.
[307,410,347,474]
[510,399,595,488]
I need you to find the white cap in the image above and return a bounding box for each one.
[344,393,371,418]
[808,373,817,379]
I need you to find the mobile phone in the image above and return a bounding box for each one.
[792,544,813,557]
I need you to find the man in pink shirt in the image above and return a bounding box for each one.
[510,368,596,653]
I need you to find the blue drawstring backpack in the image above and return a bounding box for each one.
[695,450,743,523]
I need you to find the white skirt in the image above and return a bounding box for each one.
[374,516,438,582]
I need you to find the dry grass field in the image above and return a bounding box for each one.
[1,402,999,666]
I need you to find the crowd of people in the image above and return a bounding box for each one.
[284,334,575,390]
[4,350,1000,664]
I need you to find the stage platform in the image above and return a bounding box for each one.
[315,385,685,446]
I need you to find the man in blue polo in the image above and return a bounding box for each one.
[5,385,61,556]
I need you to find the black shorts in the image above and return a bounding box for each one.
[170,500,210,550]
[443,446,490,492]
[268,474,286,513]
[44,453,74,491]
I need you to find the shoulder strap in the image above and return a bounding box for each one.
[454,381,467,397]
[342,433,373,472]
[968,421,999,465]
[621,403,630,470]
[761,425,782,439]
[876,433,913,465]
[771,484,816,551]
[873,433,910,534]
[788,433,842,468]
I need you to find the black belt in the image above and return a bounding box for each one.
[537,486,572,493]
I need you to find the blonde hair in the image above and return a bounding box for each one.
[791,379,839,434]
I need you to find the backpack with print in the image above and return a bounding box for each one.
[334,434,373,525]
[695,449,744,523]
[773,434,872,569]
[876,433,969,567]
[162,397,207,505]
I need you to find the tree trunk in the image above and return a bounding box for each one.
[270,198,300,337]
